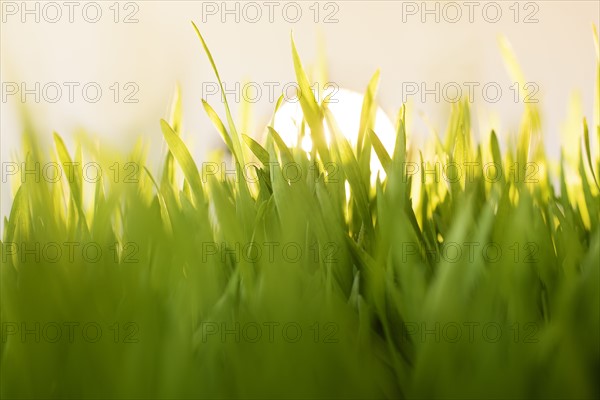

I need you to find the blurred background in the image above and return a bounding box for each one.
[1,0,599,220]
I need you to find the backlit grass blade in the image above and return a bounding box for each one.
[490,130,503,168]
[393,105,407,164]
[593,24,599,128]
[241,134,269,165]
[498,35,526,95]
[325,108,373,240]
[369,128,392,173]
[53,132,88,233]
[499,36,543,187]
[291,34,330,163]
[357,70,380,155]
[191,21,245,166]
[267,126,294,165]
[583,118,599,188]
[162,85,183,187]
[202,99,234,154]
[2,186,24,260]
[160,119,204,203]
[143,166,173,234]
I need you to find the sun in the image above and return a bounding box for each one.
[272,87,396,182]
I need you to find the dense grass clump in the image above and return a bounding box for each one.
[1,23,599,399]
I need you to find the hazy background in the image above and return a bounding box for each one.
[1,0,599,220]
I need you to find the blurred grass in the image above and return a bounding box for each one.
[0,23,599,399]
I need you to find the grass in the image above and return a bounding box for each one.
[0,23,599,399]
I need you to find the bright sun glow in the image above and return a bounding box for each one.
[273,87,396,183]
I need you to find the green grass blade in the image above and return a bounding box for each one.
[242,134,270,167]
[160,119,204,203]
[369,128,392,173]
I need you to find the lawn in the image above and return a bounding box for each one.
[1,22,598,399]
